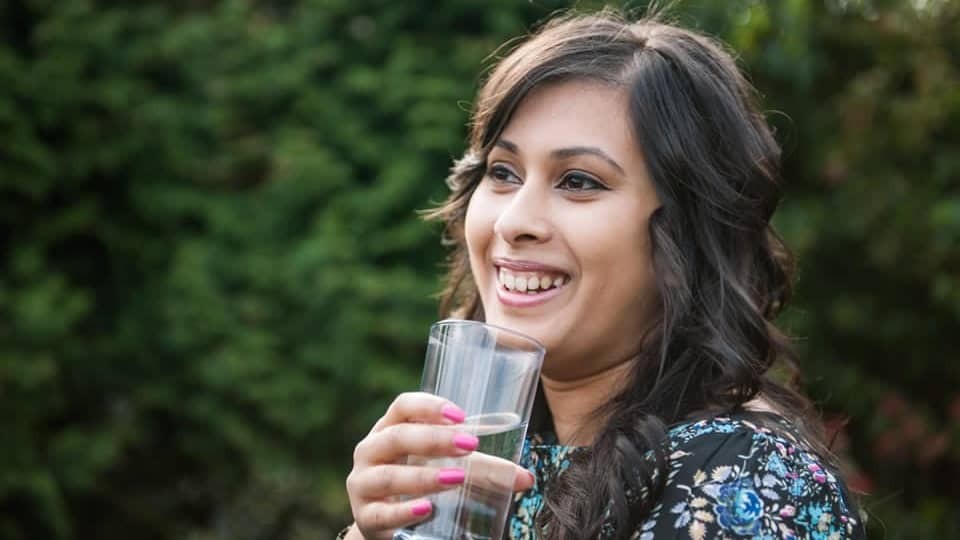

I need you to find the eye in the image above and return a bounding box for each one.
[557,171,607,192]
[485,164,521,185]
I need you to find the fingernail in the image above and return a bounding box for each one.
[441,404,466,423]
[411,500,432,516]
[453,433,479,451]
[437,467,466,485]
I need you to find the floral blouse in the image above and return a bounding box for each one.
[510,414,865,539]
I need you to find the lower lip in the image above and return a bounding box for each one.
[495,282,567,308]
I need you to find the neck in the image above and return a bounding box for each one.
[540,359,635,446]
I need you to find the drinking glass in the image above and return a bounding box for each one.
[394,320,545,540]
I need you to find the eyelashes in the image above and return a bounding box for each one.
[487,164,521,184]
[485,164,609,192]
[557,171,606,192]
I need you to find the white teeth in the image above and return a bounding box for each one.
[497,267,569,293]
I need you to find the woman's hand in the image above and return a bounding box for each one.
[345,392,535,540]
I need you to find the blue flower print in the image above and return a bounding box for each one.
[790,476,806,497]
[506,415,864,539]
[767,452,788,477]
[715,480,765,536]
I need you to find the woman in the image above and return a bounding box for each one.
[342,10,865,540]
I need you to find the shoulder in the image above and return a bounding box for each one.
[634,414,865,539]
[666,413,806,454]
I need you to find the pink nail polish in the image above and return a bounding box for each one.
[411,500,432,516]
[452,433,479,451]
[441,404,466,423]
[437,467,466,485]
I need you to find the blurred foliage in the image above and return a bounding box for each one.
[0,0,957,538]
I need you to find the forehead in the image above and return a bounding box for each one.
[497,81,640,162]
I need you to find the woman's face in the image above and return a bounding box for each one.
[465,81,662,380]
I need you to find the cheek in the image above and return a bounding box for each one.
[464,190,497,273]
[573,208,655,312]
[611,225,658,324]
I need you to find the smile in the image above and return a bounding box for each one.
[497,267,569,293]
[494,265,571,308]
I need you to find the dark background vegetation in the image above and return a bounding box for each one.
[1,0,958,538]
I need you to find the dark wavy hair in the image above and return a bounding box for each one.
[426,9,831,540]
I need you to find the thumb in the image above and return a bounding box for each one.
[513,467,535,491]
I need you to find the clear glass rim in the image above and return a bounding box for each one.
[432,319,546,354]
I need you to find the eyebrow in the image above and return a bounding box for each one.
[494,139,625,175]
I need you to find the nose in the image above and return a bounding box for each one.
[493,181,553,246]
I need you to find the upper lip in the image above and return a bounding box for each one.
[492,256,570,275]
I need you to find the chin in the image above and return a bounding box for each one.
[484,310,560,351]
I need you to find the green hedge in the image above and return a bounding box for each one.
[1,1,957,538]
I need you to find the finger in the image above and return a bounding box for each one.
[351,464,467,499]
[513,467,536,492]
[357,499,433,533]
[459,451,522,492]
[355,459,534,497]
[356,423,479,465]
[372,392,466,433]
